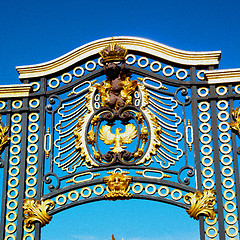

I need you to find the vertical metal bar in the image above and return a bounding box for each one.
[34,77,47,240]
[209,85,225,240]
[0,99,11,240]
[16,97,29,240]
[190,67,205,240]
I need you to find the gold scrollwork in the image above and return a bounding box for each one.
[184,189,216,220]
[103,168,132,200]
[23,199,55,228]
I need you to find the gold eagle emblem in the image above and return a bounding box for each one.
[99,124,137,153]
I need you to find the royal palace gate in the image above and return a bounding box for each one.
[0,36,240,239]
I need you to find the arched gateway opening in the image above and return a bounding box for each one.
[0,37,239,240]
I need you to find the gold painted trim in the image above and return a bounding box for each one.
[16,36,221,79]
[205,68,240,84]
[0,84,32,98]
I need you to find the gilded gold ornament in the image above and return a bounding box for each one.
[23,199,55,228]
[229,106,240,136]
[184,189,216,220]
[103,168,132,199]
[0,115,10,155]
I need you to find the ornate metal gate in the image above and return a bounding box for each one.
[0,36,239,239]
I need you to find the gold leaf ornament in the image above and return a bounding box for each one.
[184,189,216,220]
[230,106,240,136]
[23,199,55,228]
[0,116,10,153]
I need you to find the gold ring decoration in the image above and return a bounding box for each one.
[26,176,37,187]
[222,166,234,177]
[29,99,40,108]
[226,225,238,237]
[205,216,217,225]
[222,178,235,189]
[11,113,22,123]
[93,185,105,196]
[199,123,211,133]
[11,134,21,144]
[158,186,169,197]
[150,61,161,72]
[27,155,38,165]
[218,122,230,132]
[29,113,39,122]
[132,183,144,194]
[48,78,60,88]
[9,166,20,177]
[201,145,212,155]
[201,156,213,167]
[0,100,6,110]
[203,178,215,189]
[73,66,84,77]
[125,54,136,65]
[216,86,228,96]
[98,57,104,67]
[223,189,235,201]
[200,134,211,144]
[197,70,205,80]
[5,223,17,234]
[225,213,237,225]
[68,190,79,201]
[7,188,18,199]
[23,234,34,240]
[198,101,210,112]
[235,84,240,94]
[176,69,188,80]
[218,111,229,121]
[61,73,72,83]
[145,184,156,195]
[12,100,23,109]
[4,235,16,240]
[28,133,39,143]
[220,144,231,154]
[8,177,19,188]
[217,100,228,110]
[24,223,35,233]
[197,87,209,97]
[25,187,36,198]
[9,156,20,166]
[10,145,21,155]
[27,144,38,154]
[56,194,67,206]
[202,167,214,178]
[31,82,40,92]
[224,201,236,213]
[6,200,18,210]
[163,65,174,77]
[138,57,149,68]
[80,187,92,198]
[199,112,210,123]
[170,189,182,200]
[85,61,96,71]
[11,124,22,134]
[6,211,17,222]
[206,226,218,238]
[28,123,39,133]
[26,165,37,176]
[7,199,18,210]
[219,133,230,143]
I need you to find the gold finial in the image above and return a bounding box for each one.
[23,199,55,227]
[184,189,216,220]
[99,38,128,63]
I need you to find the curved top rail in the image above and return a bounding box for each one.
[16,36,221,79]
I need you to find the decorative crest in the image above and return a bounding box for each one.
[229,106,240,136]
[103,168,132,200]
[99,38,128,63]
[184,189,216,220]
[23,199,55,227]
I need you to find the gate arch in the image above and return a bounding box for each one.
[0,36,239,240]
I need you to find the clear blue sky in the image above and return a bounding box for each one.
[1,0,240,239]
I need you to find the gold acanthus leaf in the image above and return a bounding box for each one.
[184,189,216,220]
[230,106,240,136]
[0,117,10,153]
[23,199,55,228]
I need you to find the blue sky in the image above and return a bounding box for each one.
[1,0,240,239]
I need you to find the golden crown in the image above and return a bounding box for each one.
[99,39,128,63]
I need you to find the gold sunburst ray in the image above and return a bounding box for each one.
[157,148,179,161]
[63,98,85,113]
[149,94,173,106]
